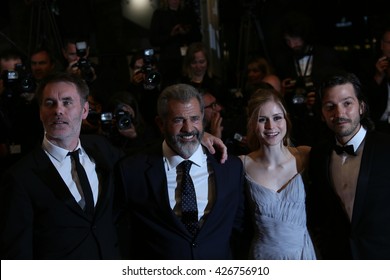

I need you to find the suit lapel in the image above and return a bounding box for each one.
[32,148,86,217]
[145,153,198,237]
[83,145,112,217]
[194,155,222,233]
[351,133,373,226]
[145,154,173,214]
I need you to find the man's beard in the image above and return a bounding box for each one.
[166,130,204,159]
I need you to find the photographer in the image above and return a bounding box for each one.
[102,91,160,156]
[0,48,44,170]
[274,11,343,146]
[128,50,161,136]
[0,48,24,99]
[30,46,56,84]
[62,37,98,84]
[364,27,390,133]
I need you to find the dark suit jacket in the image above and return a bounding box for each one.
[115,144,246,259]
[0,135,124,259]
[307,131,390,259]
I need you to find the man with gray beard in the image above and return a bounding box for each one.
[115,83,247,259]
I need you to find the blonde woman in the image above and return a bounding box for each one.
[239,88,316,259]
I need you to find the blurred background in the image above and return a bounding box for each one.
[1,0,389,90]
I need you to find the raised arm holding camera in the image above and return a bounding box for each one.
[363,27,390,133]
[62,38,97,84]
[128,49,162,136]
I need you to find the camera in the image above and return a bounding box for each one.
[1,63,36,98]
[100,109,133,131]
[140,48,161,90]
[287,76,315,105]
[73,41,94,82]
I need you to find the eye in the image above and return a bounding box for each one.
[173,117,183,124]
[190,116,201,123]
[323,103,334,111]
[274,115,283,121]
[344,101,352,107]
[44,100,54,107]
[258,117,266,123]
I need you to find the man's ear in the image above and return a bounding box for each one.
[82,101,89,120]
[359,101,366,116]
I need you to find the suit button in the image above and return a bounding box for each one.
[92,225,97,230]
[191,242,198,247]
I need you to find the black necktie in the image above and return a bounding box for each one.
[334,144,356,156]
[179,160,199,235]
[68,149,95,216]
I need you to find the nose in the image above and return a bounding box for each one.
[334,104,345,117]
[181,119,193,132]
[265,119,273,129]
[54,104,64,115]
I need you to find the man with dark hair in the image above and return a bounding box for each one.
[30,46,57,82]
[0,72,124,259]
[307,71,390,259]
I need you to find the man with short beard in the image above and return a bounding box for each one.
[115,83,248,259]
[307,71,390,259]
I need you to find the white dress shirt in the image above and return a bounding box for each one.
[42,136,99,209]
[162,141,215,222]
[330,126,366,221]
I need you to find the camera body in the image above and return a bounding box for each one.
[140,48,161,90]
[100,109,133,131]
[1,63,36,97]
[74,41,94,82]
[286,76,315,105]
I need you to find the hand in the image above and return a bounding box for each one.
[376,56,389,73]
[282,78,296,89]
[201,132,228,164]
[374,56,389,84]
[209,111,223,139]
[67,61,81,76]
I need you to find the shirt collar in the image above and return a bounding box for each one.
[336,126,366,153]
[162,140,205,170]
[42,135,83,162]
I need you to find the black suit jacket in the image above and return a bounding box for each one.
[307,131,390,259]
[115,144,246,259]
[0,135,124,259]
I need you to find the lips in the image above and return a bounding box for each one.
[264,131,279,137]
[51,119,68,126]
[181,135,195,141]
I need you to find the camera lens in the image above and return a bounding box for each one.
[116,110,132,130]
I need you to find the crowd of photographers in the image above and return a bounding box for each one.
[1,8,390,181]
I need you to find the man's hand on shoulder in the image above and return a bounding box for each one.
[201,132,227,164]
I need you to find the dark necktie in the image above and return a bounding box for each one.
[334,144,356,156]
[179,160,199,235]
[68,149,95,216]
